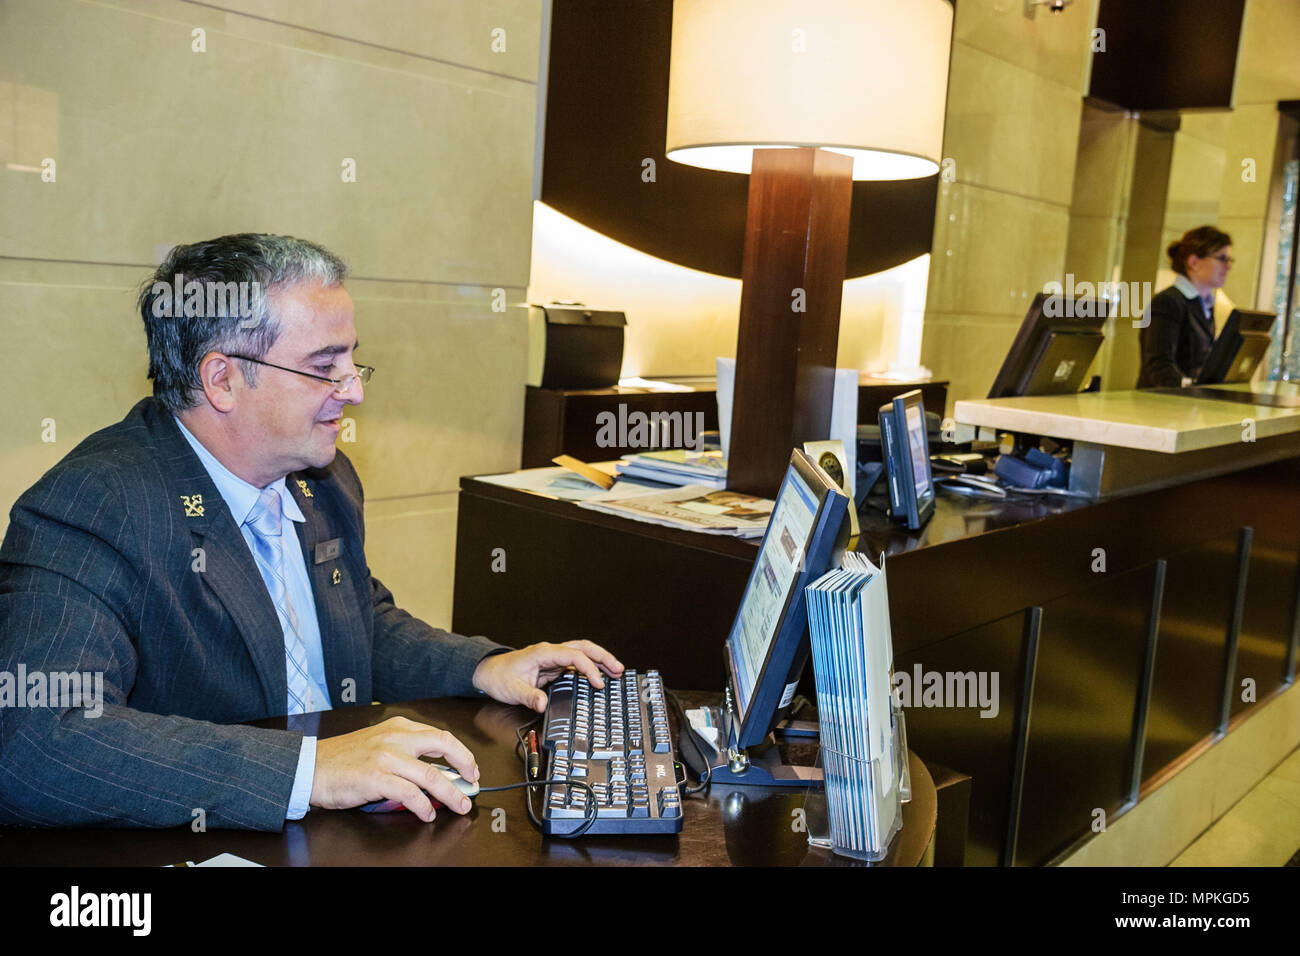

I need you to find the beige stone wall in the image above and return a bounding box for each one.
[1111,0,1300,386]
[920,0,1099,414]
[1063,103,1139,390]
[929,0,1300,406]
[0,0,543,628]
[1219,0,1300,310]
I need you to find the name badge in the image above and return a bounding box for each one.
[314,538,342,564]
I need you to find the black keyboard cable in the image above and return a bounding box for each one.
[666,691,712,796]
[463,717,601,838]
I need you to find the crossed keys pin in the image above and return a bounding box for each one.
[296,479,313,498]
[181,494,204,517]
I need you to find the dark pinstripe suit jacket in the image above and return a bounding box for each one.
[0,397,504,830]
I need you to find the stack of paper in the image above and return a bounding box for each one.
[577,484,772,538]
[615,450,727,489]
[805,552,903,861]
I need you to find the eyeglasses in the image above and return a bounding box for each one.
[1212,253,1235,266]
[227,354,374,394]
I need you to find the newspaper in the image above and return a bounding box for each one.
[577,484,773,537]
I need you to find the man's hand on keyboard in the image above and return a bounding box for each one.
[309,716,479,821]
[472,640,625,712]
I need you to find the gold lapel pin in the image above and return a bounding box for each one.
[296,479,313,498]
[331,568,342,585]
[181,494,205,517]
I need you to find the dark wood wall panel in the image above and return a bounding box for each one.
[1015,565,1158,866]
[893,612,1028,869]
[541,0,940,280]
[1233,540,1297,717]
[1141,539,1239,776]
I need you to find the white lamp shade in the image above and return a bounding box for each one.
[665,0,953,181]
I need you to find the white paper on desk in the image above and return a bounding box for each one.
[830,368,858,483]
[476,466,661,501]
[716,357,735,460]
[165,852,264,867]
[194,852,263,867]
[717,359,857,479]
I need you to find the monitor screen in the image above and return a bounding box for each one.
[987,292,1107,399]
[731,466,818,716]
[879,390,935,531]
[904,401,932,502]
[1196,309,1276,385]
[724,450,848,749]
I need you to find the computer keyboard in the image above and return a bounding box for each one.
[540,668,683,835]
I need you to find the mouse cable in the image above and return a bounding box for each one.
[485,719,599,838]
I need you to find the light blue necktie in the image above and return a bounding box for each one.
[245,487,315,715]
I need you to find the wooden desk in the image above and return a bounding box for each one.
[523,377,948,467]
[0,696,936,867]
[454,456,1300,866]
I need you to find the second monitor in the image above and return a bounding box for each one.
[1196,308,1276,385]
[987,292,1108,399]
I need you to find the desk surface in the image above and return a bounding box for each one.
[463,469,1083,564]
[955,383,1300,453]
[0,696,935,867]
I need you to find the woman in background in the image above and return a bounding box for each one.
[1136,225,1233,388]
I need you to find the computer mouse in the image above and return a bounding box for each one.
[359,764,479,813]
[433,764,481,799]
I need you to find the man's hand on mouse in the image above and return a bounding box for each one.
[310,716,478,821]
[472,639,625,713]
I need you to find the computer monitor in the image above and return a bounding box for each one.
[1196,309,1275,385]
[987,292,1108,399]
[878,389,935,531]
[724,449,849,751]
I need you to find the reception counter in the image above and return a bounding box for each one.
[453,388,1300,866]
[955,383,1300,497]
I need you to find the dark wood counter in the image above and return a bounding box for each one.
[0,696,935,867]
[453,456,1300,865]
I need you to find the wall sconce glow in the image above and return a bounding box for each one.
[528,202,932,380]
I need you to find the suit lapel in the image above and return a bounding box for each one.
[286,474,366,706]
[146,402,286,714]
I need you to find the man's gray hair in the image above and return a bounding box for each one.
[138,233,349,411]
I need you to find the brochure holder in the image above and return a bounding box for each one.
[803,553,908,861]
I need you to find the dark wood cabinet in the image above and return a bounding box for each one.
[521,377,948,468]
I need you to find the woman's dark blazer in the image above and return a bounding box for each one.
[1136,283,1215,388]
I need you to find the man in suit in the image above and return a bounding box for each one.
[0,233,621,829]
[1136,225,1234,388]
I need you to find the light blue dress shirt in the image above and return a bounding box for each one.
[1173,274,1215,323]
[173,416,328,819]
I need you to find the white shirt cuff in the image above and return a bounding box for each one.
[286,736,317,820]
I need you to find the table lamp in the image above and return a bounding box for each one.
[666,0,953,496]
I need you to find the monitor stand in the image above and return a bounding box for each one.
[691,697,823,788]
